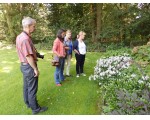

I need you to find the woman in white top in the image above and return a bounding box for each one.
[73,31,86,78]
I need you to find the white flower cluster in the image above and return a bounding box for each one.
[89,54,132,81]
[138,75,150,84]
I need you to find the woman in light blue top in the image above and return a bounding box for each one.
[64,30,73,77]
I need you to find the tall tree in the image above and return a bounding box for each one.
[96,3,103,42]
[0,3,50,43]
[90,4,96,42]
[1,4,16,43]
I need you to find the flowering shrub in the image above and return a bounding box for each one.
[89,53,131,82]
[89,53,150,114]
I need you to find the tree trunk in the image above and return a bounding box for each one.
[96,3,102,42]
[90,4,96,42]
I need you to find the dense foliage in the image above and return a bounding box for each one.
[0,3,50,44]
[0,3,149,48]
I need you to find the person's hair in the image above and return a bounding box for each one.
[77,31,86,39]
[56,29,66,41]
[66,29,71,34]
[79,31,86,36]
[22,17,36,29]
[66,29,72,40]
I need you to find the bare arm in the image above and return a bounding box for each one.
[26,54,39,77]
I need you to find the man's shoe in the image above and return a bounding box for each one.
[33,107,48,115]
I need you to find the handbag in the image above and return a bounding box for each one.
[51,55,59,66]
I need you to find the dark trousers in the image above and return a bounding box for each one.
[20,63,40,113]
[75,54,85,75]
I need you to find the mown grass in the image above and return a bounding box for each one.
[0,48,102,115]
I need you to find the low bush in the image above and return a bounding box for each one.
[89,48,150,115]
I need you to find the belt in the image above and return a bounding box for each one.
[21,62,29,65]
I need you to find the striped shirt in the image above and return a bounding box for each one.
[16,32,37,63]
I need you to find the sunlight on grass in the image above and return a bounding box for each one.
[15,60,20,63]
[1,61,8,64]
[39,51,46,55]
[71,58,76,65]
[39,50,53,55]
[0,45,13,50]
[47,51,53,54]
[1,61,14,64]
[0,66,13,73]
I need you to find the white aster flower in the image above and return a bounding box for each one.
[138,80,144,84]
[142,75,149,81]
[89,76,92,81]
[131,74,136,78]
[99,82,102,85]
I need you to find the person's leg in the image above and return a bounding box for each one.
[59,58,65,81]
[64,56,68,76]
[21,66,29,108]
[21,64,40,113]
[54,66,61,84]
[61,57,65,78]
[67,55,71,76]
[27,75,41,113]
[80,55,86,76]
[66,55,71,76]
[77,54,83,74]
[65,55,68,76]
[28,74,48,114]
[75,54,80,75]
[80,55,84,74]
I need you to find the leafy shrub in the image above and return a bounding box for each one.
[89,51,150,114]
[34,36,55,50]
[132,44,150,62]
[86,41,126,52]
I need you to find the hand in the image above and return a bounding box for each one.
[58,54,63,58]
[34,68,39,77]
[65,46,69,50]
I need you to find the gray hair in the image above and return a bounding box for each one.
[22,17,36,28]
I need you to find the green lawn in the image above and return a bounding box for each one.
[0,48,102,115]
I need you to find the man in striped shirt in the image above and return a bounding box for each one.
[16,17,47,114]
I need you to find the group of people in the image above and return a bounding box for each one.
[52,29,87,86]
[16,17,87,114]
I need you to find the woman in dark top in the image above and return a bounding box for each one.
[73,31,86,78]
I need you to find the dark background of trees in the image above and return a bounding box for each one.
[0,3,149,47]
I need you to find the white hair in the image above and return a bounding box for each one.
[22,17,36,28]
